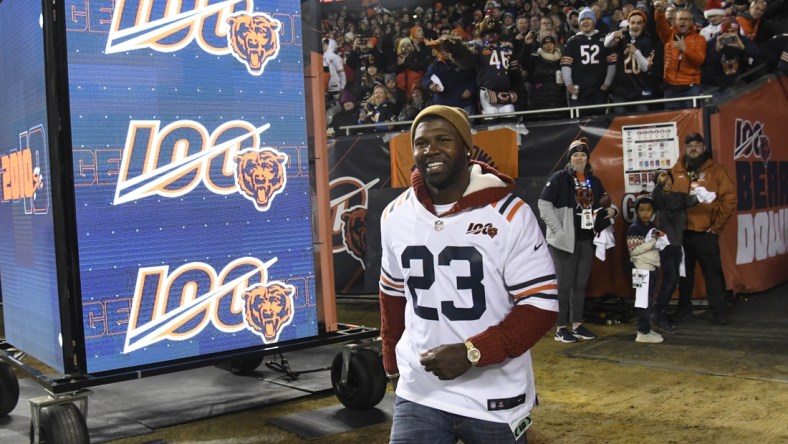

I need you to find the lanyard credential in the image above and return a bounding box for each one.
[574,172,595,229]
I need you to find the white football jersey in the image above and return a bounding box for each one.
[379,188,559,424]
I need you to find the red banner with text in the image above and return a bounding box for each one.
[712,76,788,293]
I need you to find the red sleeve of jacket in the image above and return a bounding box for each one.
[379,291,406,374]
[468,304,558,367]
[655,10,672,44]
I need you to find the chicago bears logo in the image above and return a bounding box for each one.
[341,206,367,267]
[241,281,295,343]
[226,12,281,76]
[234,148,288,212]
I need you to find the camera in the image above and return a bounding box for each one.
[719,35,737,46]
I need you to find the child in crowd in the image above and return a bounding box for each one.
[626,194,664,343]
[651,170,700,330]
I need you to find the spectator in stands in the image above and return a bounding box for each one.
[501,12,518,41]
[352,59,383,105]
[703,19,760,93]
[758,0,786,44]
[512,14,535,59]
[732,0,751,16]
[524,35,568,112]
[347,35,383,74]
[330,91,360,136]
[323,38,346,109]
[670,132,737,325]
[530,15,543,35]
[671,0,707,27]
[654,2,706,109]
[474,14,520,115]
[399,26,433,100]
[591,1,612,34]
[566,9,581,34]
[538,138,615,343]
[700,0,727,40]
[538,15,561,44]
[397,84,429,121]
[664,5,678,28]
[605,10,656,112]
[561,8,616,111]
[423,35,477,115]
[391,38,414,97]
[384,72,407,116]
[736,0,767,42]
[359,83,398,131]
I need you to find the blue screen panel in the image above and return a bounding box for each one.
[63,0,318,373]
[0,1,65,372]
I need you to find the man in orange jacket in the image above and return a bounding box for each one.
[654,2,706,109]
[669,133,737,325]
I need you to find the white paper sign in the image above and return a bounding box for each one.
[632,269,650,309]
[621,122,680,193]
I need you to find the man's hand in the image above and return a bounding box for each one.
[420,343,472,380]
[673,36,687,52]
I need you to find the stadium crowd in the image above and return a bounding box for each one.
[321,0,787,134]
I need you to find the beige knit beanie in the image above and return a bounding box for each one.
[410,105,473,151]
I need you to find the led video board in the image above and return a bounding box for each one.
[64,0,317,373]
[0,1,65,372]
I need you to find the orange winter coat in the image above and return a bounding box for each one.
[655,11,706,86]
[670,158,737,234]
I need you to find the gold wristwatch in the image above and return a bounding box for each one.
[465,340,481,366]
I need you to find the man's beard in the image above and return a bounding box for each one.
[684,152,709,171]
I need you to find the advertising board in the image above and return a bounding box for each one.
[63,0,317,373]
[0,1,65,372]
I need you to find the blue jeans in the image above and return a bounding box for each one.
[390,396,527,444]
[664,84,701,110]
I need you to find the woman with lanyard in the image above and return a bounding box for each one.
[538,138,616,343]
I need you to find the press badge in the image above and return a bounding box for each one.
[581,208,594,229]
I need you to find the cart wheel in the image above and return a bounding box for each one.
[0,362,19,416]
[29,403,89,444]
[331,348,387,410]
[229,354,264,375]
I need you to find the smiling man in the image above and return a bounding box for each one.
[379,105,558,444]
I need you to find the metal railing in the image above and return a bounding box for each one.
[336,94,714,136]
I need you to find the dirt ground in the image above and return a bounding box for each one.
[104,300,787,444]
[8,300,788,444]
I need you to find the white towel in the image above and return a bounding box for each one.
[655,234,671,251]
[644,228,671,251]
[679,246,686,277]
[594,224,616,261]
[692,186,716,203]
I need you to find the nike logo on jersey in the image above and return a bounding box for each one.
[534,242,544,251]
[466,222,499,238]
